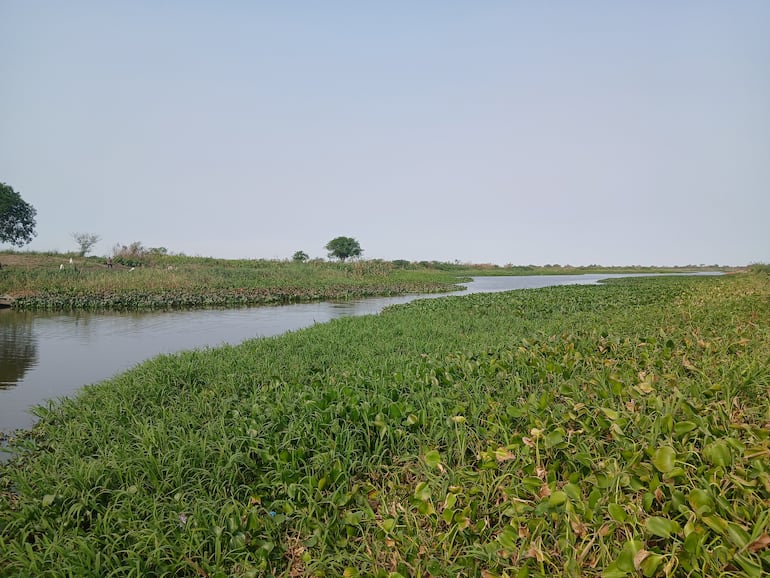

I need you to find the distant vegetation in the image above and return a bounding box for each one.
[0,251,463,310]
[1,273,768,576]
[0,250,735,311]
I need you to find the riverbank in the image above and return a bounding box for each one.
[0,252,465,310]
[2,272,768,576]
[0,251,734,311]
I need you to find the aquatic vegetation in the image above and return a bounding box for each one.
[1,274,768,576]
[0,253,462,310]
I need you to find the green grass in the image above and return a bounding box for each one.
[1,273,769,576]
[0,250,733,310]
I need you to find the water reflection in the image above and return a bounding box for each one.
[0,311,38,389]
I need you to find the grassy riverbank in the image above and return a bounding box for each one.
[0,252,464,310]
[0,250,732,310]
[1,272,768,576]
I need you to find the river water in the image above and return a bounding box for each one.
[0,273,712,434]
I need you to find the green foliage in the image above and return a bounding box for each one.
[1,274,769,576]
[0,182,37,247]
[292,250,309,263]
[0,252,460,310]
[325,236,362,262]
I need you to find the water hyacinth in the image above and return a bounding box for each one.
[0,254,464,311]
[1,273,768,576]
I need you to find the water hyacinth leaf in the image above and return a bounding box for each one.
[660,413,674,433]
[424,449,442,469]
[687,488,713,515]
[600,407,619,420]
[645,517,681,539]
[601,564,629,578]
[589,489,602,510]
[639,552,665,577]
[704,440,732,467]
[548,491,567,508]
[608,503,627,523]
[498,525,518,551]
[684,531,702,554]
[614,539,644,572]
[405,414,419,426]
[563,482,582,501]
[544,428,565,449]
[726,523,751,548]
[414,482,431,502]
[734,553,764,578]
[673,421,698,437]
[652,446,677,473]
[702,515,729,535]
[417,500,435,515]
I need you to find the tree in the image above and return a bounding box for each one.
[0,182,37,247]
[292,250,309,263]
[325,236,362,262]
[72,232,101,257]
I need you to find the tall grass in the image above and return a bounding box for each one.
[1,274,769,576]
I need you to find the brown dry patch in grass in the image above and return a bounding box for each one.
[0,252,106,270]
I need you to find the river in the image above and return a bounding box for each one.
[0,273,713,434]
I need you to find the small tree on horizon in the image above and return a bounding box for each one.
[292,250,309,262]
[325,236,362,262]
[72,232,101,257]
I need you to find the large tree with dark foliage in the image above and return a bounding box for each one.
[325,236,362,262]
[0,182,37,247]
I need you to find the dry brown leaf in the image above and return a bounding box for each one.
[570,516,588,537]
[633,549,651,570]
[527,544,545,562]
[748,534,770,552]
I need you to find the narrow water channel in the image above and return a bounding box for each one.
[0,274,711,434]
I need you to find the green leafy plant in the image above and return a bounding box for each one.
[2,273,769,576]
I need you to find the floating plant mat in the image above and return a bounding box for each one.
[1,273,769,576]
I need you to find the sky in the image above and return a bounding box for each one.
[1,1,768,266]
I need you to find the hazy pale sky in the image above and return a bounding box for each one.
[1,1,768,266]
